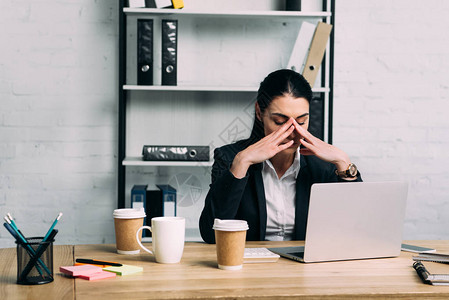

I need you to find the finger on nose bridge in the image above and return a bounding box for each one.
[288,129,297,138]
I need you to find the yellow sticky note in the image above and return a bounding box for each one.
[102,264,143,276]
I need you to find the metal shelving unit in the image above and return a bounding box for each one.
[117,0,335,209]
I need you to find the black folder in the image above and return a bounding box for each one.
[145,185,163,237]
[142,145,210,161]
[161,19,178,85]
[137,19,154,85]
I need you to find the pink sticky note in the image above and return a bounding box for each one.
[78,270,116,281]
[60,265,103,277]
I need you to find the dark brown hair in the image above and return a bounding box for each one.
[249,69,312,140]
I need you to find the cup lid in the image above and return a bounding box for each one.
[212,218,249,231]
[113,208,146,219]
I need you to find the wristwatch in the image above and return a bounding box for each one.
[335,163,358,178]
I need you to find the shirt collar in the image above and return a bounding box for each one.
[263,148,301,179]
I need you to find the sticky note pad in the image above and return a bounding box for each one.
[60,265,103,277]
[103,264,143,276]
[79,270,116,281]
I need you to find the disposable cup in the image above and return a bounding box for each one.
[113,208,146,254]
[213,219,249,270]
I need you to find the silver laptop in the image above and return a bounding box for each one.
[268,181,408,263]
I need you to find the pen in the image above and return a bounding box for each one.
[6,213,25,238]
[76,259,123,267]
[3,217,26,244]
[6,213,23,236]
[43,212,63,242]
[3,222,20,240]
[6,213,17,229]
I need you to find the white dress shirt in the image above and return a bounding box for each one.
[262,149,301,241]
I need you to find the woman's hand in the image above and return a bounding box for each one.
[292,120,352,172]
[230,118,296,178]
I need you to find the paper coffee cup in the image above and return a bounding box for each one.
[113,208,146,254]
[213,219,249,270]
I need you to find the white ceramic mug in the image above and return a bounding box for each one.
[136,217,185,264]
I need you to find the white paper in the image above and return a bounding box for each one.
[128,0,146,8]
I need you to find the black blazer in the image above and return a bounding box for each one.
[199,139,362,244]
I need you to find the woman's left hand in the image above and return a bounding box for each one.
[292,119,351,172]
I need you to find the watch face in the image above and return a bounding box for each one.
[348,164,357,177]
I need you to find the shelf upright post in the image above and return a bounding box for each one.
[317,0,334,145]
[324,0,335,145]
[118,0,127,208]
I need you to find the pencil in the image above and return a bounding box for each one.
[43,212,63,242]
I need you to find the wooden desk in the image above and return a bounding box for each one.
[0,245,74,299]
[2,241,449,299]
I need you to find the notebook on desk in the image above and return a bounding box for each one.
[268,181,408,263]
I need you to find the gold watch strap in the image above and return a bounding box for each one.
[335,163,357,178]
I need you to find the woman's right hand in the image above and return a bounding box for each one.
[230,118,295,178]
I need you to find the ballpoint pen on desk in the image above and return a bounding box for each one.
[75,259,123,267]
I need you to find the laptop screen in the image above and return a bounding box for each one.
[269,181,408,263]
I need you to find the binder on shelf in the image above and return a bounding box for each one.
[285,0,301,11]
[145,185,163,237]
[137,19,154,85]
[161,19,178,86]
[131,185,147,210]
[157,184,177,217]
[142,145,210,161]
[302,22,333,87]
[131,185,148,237]
[286,21,316,74]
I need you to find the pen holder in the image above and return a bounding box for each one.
[16,237,54,285]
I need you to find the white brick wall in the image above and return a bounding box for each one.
[1,0,448,248]
[0,0,118,247]
[334,0,449,239]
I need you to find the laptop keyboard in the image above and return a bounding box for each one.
[244,248,280,263]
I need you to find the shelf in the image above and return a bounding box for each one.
[123,156,213,167]
[123,85,257,92]
[123,85,330,93]
[123,8,331,18]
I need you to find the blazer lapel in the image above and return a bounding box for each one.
[250,163,267,240]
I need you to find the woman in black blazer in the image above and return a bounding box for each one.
[199,69,362,244]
